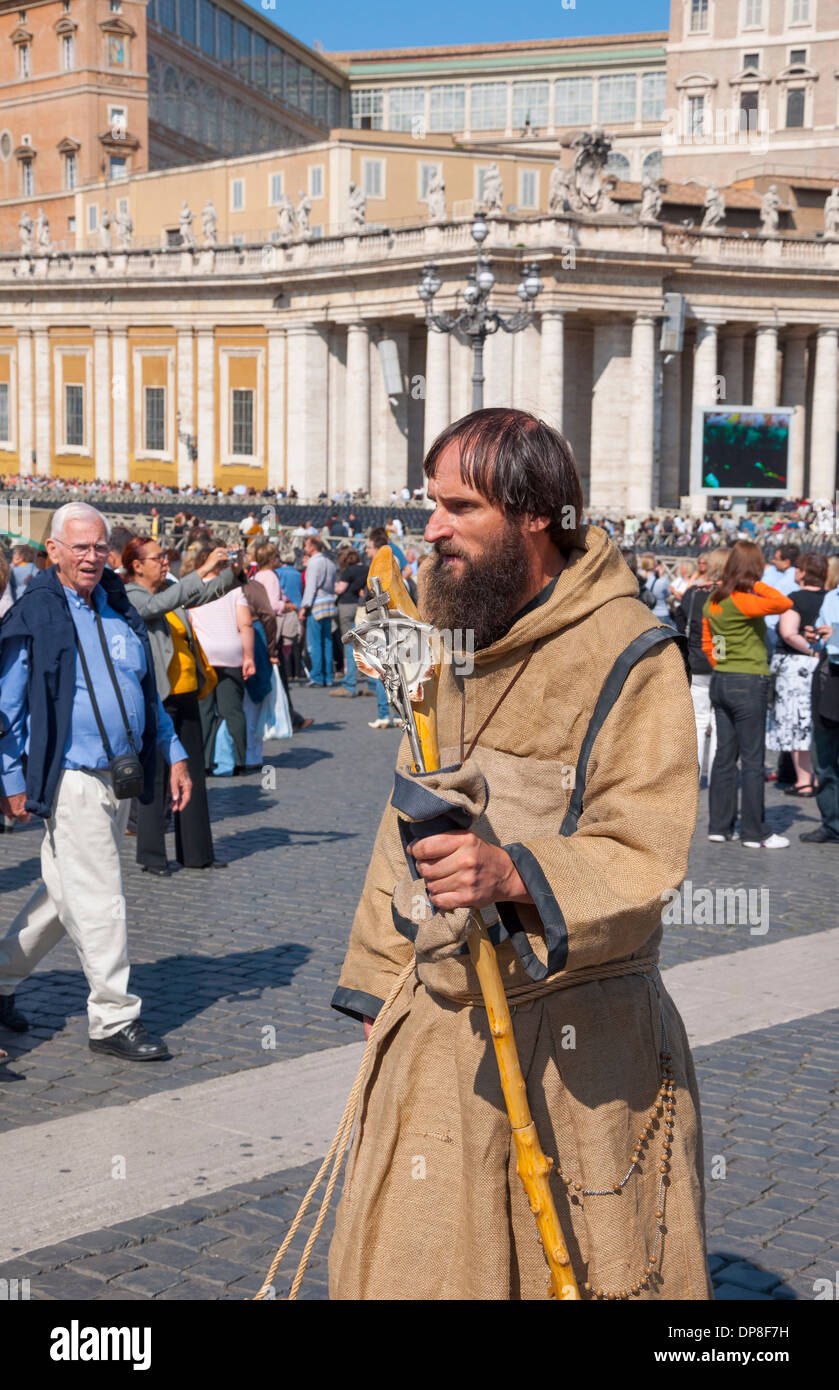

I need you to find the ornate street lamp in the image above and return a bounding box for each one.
[417,211,544,411]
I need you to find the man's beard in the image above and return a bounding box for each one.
[423,520,530,651]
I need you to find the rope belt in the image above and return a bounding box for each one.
[254,952,660,1300]
[443,955,661,1009]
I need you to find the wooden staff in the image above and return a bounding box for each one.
[366,547,580,1301]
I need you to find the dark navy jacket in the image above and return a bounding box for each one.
[0,566,158,818]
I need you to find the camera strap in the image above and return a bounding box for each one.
[71,604,139,762]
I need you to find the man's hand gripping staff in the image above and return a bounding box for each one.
[347,546,581,1301]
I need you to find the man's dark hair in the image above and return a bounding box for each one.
[423,408,584,555]
[307,535,324,552]
[108,524,135,557]
[776,544,800,564]
[368,526,388,548]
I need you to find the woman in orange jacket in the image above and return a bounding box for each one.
[702,540,793,849]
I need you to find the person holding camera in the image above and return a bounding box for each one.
[123,534,241,874]
[0,504,191,1061]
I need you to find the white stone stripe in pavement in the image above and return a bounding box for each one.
[1,927,838,1261]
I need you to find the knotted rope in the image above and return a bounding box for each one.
[253,958,416,1301]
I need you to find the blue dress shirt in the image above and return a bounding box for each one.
[761,563,798,631]
[816,587,839,662]
[0,581,186,798]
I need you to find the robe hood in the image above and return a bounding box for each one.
[469,524,639,666]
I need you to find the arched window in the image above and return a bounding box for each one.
[605,151,630,178]
[642,149,662,179]
[162,65,181,129]
[184,77,200,141]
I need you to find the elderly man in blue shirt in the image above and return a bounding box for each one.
[0,503,191,1061]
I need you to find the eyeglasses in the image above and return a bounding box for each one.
[54,539,110,559]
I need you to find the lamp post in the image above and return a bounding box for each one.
[417,210,544,411]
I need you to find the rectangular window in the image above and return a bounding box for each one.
[740,91,759,132]
[743,52,760,69]
[519,169,538,208]
[65,384,84,448]
[144,386,165,451]
[109,156,127,179]
[743,0,763,25]
[235,20,251,83]
[387,86,423,132]
[790,0,810,19]
[68,215,76,232]
[511,81,549,130]
[599,74,637,123]
[179,0,196,45]
[789,47,807,64]
[688,94,705,137]
[309,165,323,197]
[690,0,708,31]
[786,87,805,127]
[554,76,593,125]
[328,84,342,127]
[253,34,267,88]
[269,44,283,98]
[65,152,77,189]
[469,82,507,131]
[62,33,75,69]
[18,44,31,78]
[429,84,465,133]
[231,389,254,455]
[0,383,9,443]
[199,0,216,59]
[269,171,283,204]
[314,73,327,122]
[88,204,98,232]
[418,162,440,199]
[158,0,175,29]
[231,178,244,210]
[641,72,666,120]
[22,161,34,196]
[110,105,127,136]
[217,10,233,66]
[362,157,384,198]
[284,55,299,106]
[299,65,314,115]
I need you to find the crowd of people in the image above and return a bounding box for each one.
[627,540,839,850]
[0,472,429,508]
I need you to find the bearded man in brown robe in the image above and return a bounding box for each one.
[329,408,709,1301]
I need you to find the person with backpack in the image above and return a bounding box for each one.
[675,549,727,781]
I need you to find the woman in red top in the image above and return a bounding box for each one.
[701,541,793,849]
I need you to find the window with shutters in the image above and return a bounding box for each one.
[144,387,165,452]
[232,389,254,455]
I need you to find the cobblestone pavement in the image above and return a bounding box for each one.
[0,684,837,1300]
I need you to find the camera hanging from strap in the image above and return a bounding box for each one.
[72,606,145,800]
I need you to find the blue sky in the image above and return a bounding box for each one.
[242,1,670,54]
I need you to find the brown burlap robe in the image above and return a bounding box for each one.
[329,526,710,1301]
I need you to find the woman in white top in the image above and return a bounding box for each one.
[189,554,255,773]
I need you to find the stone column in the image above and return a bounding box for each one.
[781,329,808,499]
[589,319,632,509]
[720,331,745,406]
[266,327,286,492]
[693,319,720,409]
[660,350,682,507]
[423,328,450,454]
[345,322,371,494]
[93,329,111,482]
[16,328,33,475]
[176,329,195,490]
[111,329,129,483]
[33,328,51,476]
[539,309,564,432]
[286,323,328,498]
[752,323,779,409]
[512,320,541,415]
[809,326,838,499]
[195,328,215,489]
[628,313,656,513]
[483,328,513,410]
[371,328,410,500]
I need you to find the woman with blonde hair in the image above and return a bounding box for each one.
[675,548,727,780]
[702,541,793,848]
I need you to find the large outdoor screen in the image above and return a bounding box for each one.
[694,408,792,496]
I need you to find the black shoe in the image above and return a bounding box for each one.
[799,828,839,843]
[0,993,29,1032]
[141,864,171,877]
[89,1020,169,1061]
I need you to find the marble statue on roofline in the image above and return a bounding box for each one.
[701,184,726,232]
[202,200,218,247]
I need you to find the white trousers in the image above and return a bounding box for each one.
[690,672,717,779]
[0,769,140,1039]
